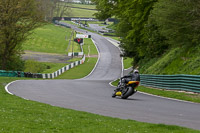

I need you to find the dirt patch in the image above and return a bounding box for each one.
[22,51,72,63]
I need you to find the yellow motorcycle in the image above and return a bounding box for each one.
[112,78,140,99]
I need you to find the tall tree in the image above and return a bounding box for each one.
[92,0,117,20]
[36,0,72,21]
[36,0,54,21]
[92,0,157,65]
[151,0,200,47]
[0,0,45,70]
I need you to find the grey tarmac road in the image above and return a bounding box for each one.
[7,23,200,130]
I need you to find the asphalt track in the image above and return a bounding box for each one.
[7,23,200,130]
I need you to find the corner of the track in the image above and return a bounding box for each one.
[5,80,19,95]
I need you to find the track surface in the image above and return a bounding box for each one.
[7,23,200,130]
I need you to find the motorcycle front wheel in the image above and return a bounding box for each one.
[121,86,134,99]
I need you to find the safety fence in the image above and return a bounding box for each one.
[0,70,25,77]
[42,55,85,79]
[140,74,200,93]
[0,55,85,79]
[0,70,43,78]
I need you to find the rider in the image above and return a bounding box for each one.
[112,69,140,97]
[122,69,140,82]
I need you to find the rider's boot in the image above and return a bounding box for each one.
[112,92,116,98]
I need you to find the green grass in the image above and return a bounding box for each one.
[105,36,120,41]
[67,30,82,53]
[67,41,82,53]
[83,38,98,55]
[69,4,97,18]
[106,23,117,30]
[70,8,97,18]
[0,77,198,132]
[137,86,200,103]
[39,62,69,74]
[123,57,133,69]
[23,57,84,74]
[24,60,68,74]
[111,79,200,103]
[23,24,72,54]
[56,57,97,79]
[139,45,200,75]
[71,4,96,10]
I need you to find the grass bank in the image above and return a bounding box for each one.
[83,38,98,55]
[23,24,73,54]
[68,4,97,18]
[0,78,198,132]
[123,57,133,69]
[138,45,200,75]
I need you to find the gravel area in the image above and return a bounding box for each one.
[22,51,72,63]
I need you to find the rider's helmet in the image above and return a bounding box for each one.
[134,69,139,73]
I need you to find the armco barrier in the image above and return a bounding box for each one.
[0,70,24,77]
[0,55,85,79]
[42,55,85,79]
[140,74,200,93]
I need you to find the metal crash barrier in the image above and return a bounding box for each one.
[140,74,200,93]
[0,55,86,79]
[0,70,24,77]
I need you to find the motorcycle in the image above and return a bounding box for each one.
[112,78,140,99]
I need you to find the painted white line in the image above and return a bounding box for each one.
[109,81,116,87]
[109,79,119,88]
[138,91,199,104]
[79,38,100,79]
[121,57,124,77]
[5,80,19,95]
[5,80,30,100]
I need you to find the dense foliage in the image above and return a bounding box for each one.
[0,0,45,70]
[0,0,73,71]
[92,0,200,68]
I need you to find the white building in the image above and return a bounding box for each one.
[72,0,92,4]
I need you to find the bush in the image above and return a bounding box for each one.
[24,60,47,73]
[2,55,25,71]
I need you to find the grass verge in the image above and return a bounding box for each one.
[56,57,97,79]
[0,78,198,132]
[83,38,98,55]
[24,60,68,74]
[111,79,200,103]
[123,57,133,69]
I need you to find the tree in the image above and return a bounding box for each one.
[115,0,157,65]
[151,0,200,47]
[92,0,157,65]
[91,0,117,20]
[36,0,55,21]
[54,0,72,18]
[36,0,72,21]
[0,0,45,70]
